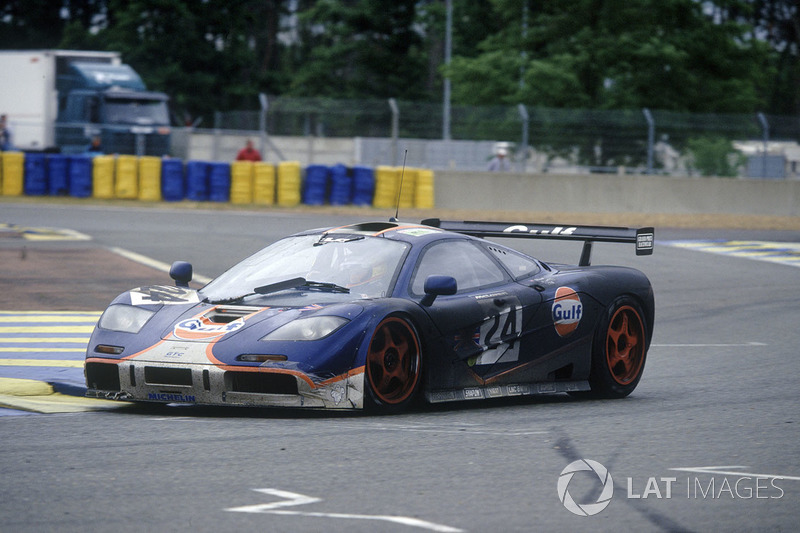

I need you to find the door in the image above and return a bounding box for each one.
[411,239,542,381]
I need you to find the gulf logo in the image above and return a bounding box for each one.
[552,287,583,337]
[173,317,244,341]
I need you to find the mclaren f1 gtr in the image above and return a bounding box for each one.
[84,219,655,411]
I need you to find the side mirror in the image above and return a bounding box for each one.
[170,261,193,288]
[420,275,457,307]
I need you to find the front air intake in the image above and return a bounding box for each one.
[86,362,121,391]
[144,367,193,386]
[225,371,298,395]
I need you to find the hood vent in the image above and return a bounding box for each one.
[206,305,261,323]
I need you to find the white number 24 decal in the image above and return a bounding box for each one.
[473,304,523,366]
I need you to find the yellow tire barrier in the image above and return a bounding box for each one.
[138,156,162,201]
[92,155,115,199]
[115,155,138,199]
[373,166,400,208]
[253,162,276,205]
[414,169,435,209]
[1,151,24,196]
[230,161,254,204]
[277,161,301,207]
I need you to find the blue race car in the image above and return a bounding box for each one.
[85,219,654,411]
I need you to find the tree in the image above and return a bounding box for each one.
[286,0,427,100]
[445,0,773,113]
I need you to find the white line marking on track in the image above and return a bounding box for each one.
[651,342,767,347]
[226,488,464,533]
[662,240,800,268]
[670,466,800,481]
[108,247,213,284]
[335,421,546,437]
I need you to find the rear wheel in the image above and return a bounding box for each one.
[365,316,422,412]
[587,296,648,398]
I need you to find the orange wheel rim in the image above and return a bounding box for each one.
[366,317,421,405]
[605,306,645,385]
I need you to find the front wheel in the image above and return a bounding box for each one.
[586,296,648,399]
[364,316,422,412]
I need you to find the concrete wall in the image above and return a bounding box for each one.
[182,131,799,218]
[433,170,800,217]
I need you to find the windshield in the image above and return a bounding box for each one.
[200,234,409,303]
[105,98,169,125]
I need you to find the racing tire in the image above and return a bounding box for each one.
[364,315,423,412]
[585,296,648,399]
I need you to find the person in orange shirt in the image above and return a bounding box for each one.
[236,139,262,161]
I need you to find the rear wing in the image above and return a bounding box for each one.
[421,219,654,266]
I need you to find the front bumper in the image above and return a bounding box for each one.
[85,358,365,410]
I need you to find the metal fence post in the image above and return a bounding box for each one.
[442,0,452,141]
[757,112,769,178]
[643,108,654,175]
[389,98,399,166]
[213,111,222,161]
[518,104,529,173]
[258,93,268,159]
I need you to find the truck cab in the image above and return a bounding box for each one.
[55,61,170,155]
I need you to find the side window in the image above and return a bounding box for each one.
[411,240,506,295]
[486,244,540,279]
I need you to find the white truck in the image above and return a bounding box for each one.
[0,49,170,155]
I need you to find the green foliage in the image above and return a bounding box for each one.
[686,136,746,176]
[0,0,796,124]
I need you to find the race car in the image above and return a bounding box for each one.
[84,219,655,411]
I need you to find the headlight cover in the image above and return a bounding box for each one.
[98,304,155,334]
[261,316,349,341]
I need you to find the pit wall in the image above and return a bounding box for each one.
[0,151,434,209]
[432,170,799,217]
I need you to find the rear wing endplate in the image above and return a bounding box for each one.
[421,219,654,266]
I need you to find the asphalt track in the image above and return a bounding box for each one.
[0,199,799,532]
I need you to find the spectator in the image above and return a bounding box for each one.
[487,147,511,171]
[0,114,13,151]
[85,136,104,155]
[236,139,262,162]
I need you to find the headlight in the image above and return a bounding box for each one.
[98,304,155,334]
[261,316,349,341]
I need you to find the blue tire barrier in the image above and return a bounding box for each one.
[23,153,47,196]
[303,164,329,205]
[209,162,231,202]
[47,155,69,196]
[352,165,375,206]
[329,164,352,206]
[161,158,185,201]
[68,155,93,198]
[185,160,210,201]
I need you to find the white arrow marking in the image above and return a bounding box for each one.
[670,466,800,481]
[226,488,464,533]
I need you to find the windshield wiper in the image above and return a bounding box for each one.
[207,277,308,304]
[205,277,350,304]
[303,280,350,293]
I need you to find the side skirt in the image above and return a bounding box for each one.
[425,380,590,404]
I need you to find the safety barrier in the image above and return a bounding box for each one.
[0,151,435,209]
